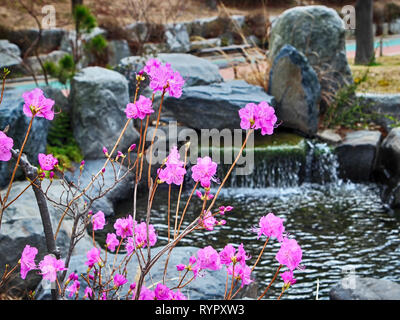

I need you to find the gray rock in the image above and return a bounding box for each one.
[0,87,50,187]
[190,38,221,51]
[37,246,228,300]
[356,93,400,132]
[0,180,93,293]
[268,45,321,136]
[164,23,190,53]
[163,80,276,130]
[107,40,132,67]
[70,67,139,159]
[335,130,382,182]
[0,39,22,69]
[390,18,400,34]
[125,22,150,43]
[3,28,65,55]
[330,276,400,300]
[25,50,68,74]
[269,5,353,94]
[380,127,400,178]
[42,86,70,114]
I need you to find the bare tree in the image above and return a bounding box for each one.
[355,0,375,65]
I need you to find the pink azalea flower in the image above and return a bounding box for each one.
[84,287,93,299]
[125,237,136,254]
[92,211,106,231]
[158,146,186,186]
[176,264,186,271]
[275,238,303,271]
[191,156,217,188]
[67,280,80,298]
[38,255,67,282]
[142,59,185,98]
[197,246,221,271]
[38,153,58,171]
[20,245,38,279]
[114,215,135,238]
[199,211,218,231]
[22,88,55,120]
[113,274,127,288]
[238,101,277,135]
[154,283,173,300]
[106,233,119,252]
[138,286,155,300]
[227,263,253,287]
[125,95,154,120]
[0,131,14,162]
[134,222,157,248]
[256,213,285,242]
[220,243,249,266]
[67,272,79,282]
[85,247,102,268]
[172,290,187,300]
[281,270,297,286]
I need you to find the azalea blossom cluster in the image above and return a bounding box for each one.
[2,56,306,301]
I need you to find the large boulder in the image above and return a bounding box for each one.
[268,45,320,136]
[163,80,276,130]
[380,127,400,179]
[330,277,400,300]
[25,50,68,74]
[335,130,382,182]
[0,40,22,70]
[70,67,139,159]
[0,87,50,188]
[0,180,93,294]
[269,6,353,95]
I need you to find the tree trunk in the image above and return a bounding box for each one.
[355,0,375,65]
[71,0,83,13]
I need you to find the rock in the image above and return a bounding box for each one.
[25,50,68,74]
[0,39,22,70]
[317,129,342,144]
[36,246,227,300]
[0,180,93,294]
[330,276,400,300]
[269,5,353,94]
[64,159,135,217]
[335,130,382,182]
[268,45,321,136]
[164,23,190,53]
[356,93,400,132]
[190,38,221,51]
[70,67,139,159]
[4,28,65,55]
[107,40,132,67]
[380,127,400,178]
[390,18,400,34]
[163,80,275,130]
[0,87,50,187]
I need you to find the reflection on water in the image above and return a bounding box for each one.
[100,181,400,300]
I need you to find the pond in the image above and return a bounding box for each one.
[97,139,400,300]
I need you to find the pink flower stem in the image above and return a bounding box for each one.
[2,175,39,210]
[277,288,286,300]
[176,181,199,236]
[227,262,237,300]
[162,184,172,284]
[257,264,283,300]
[224,271,230,299]
[147,89,166,188]
[252,237,270,271]
[174,269,189,289]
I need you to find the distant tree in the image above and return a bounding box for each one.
[355,0,375,65]
[71,0,83,13]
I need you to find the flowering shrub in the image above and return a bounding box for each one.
[0,60,303,300]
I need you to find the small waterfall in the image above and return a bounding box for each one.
[218,140,340,188]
